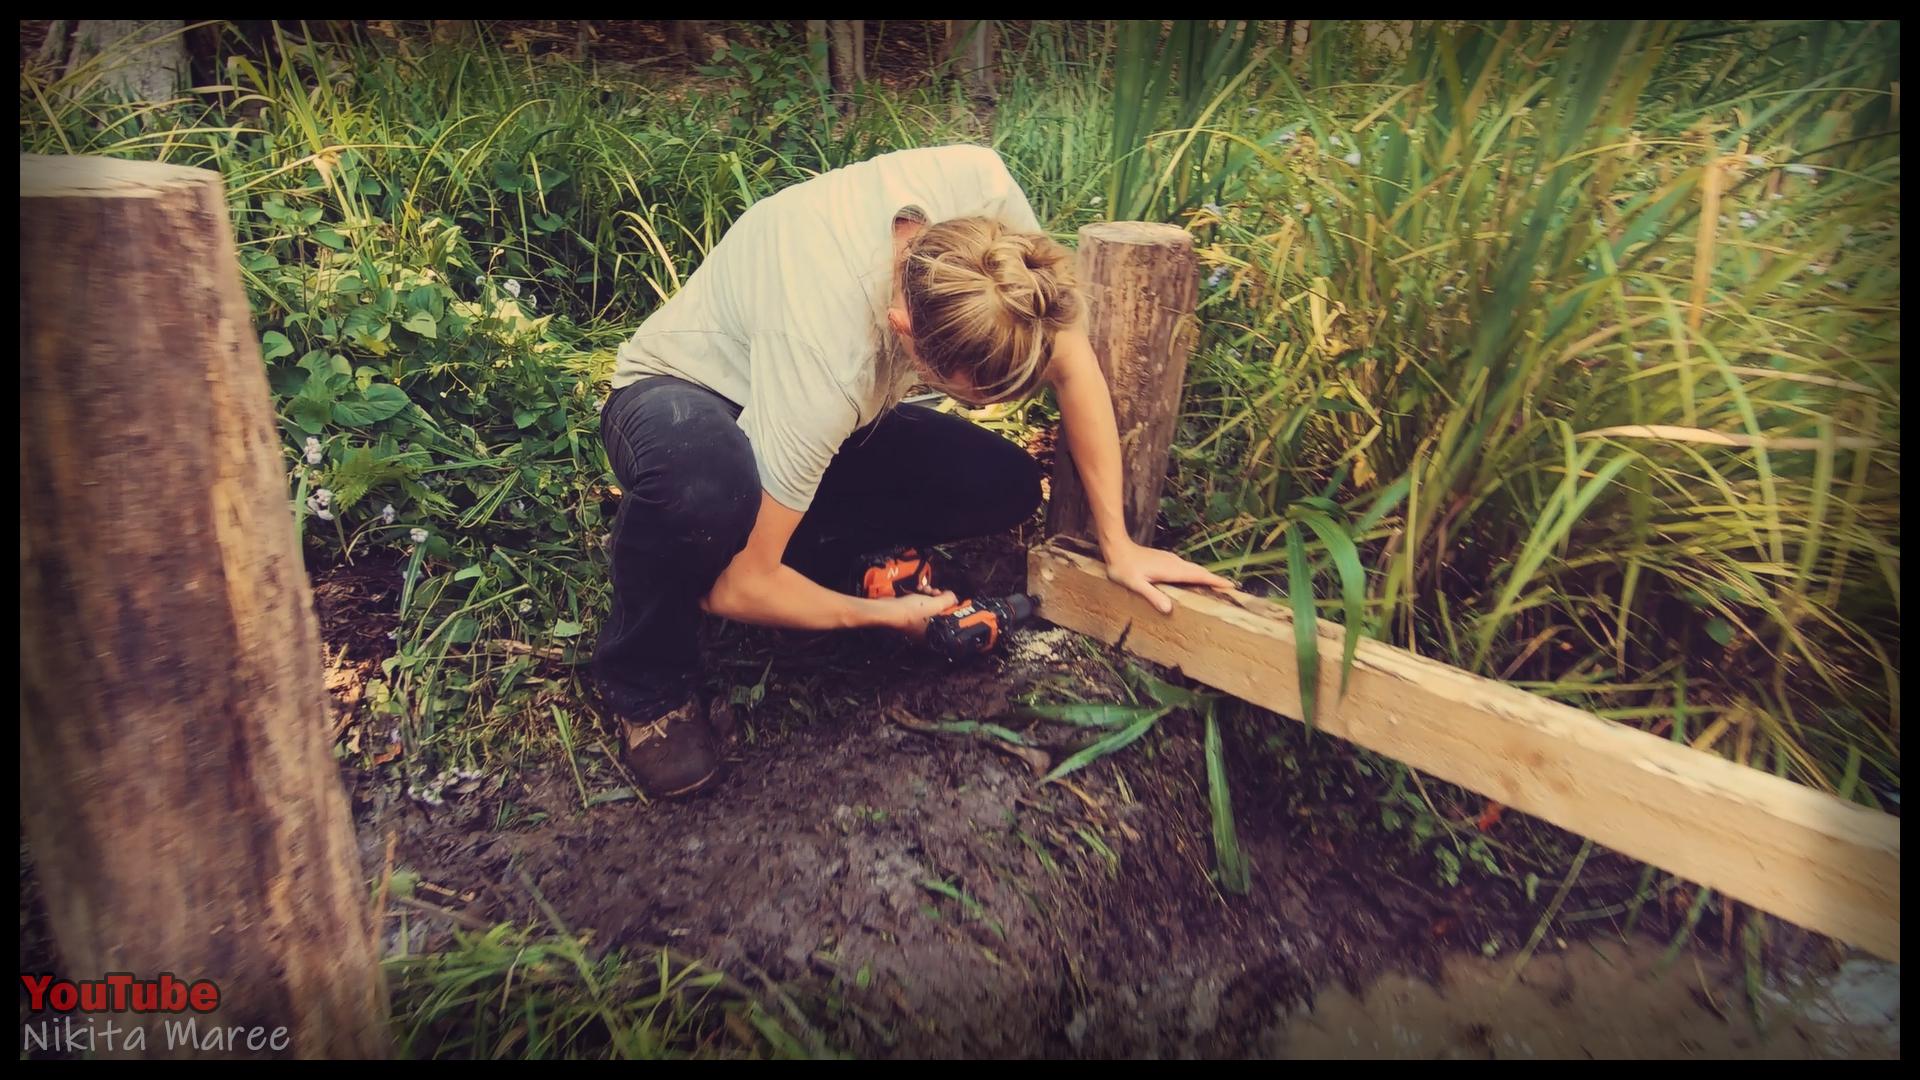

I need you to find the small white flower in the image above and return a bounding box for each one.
[1202,202,1224,216]
[1327,134,1342,147]
[410,527,429,544]
[594,396,607,412]
[387,629,400,641]
[381,504,397,525]
[1295,202,1310,214]
[1718,214,1729,225]
[1089,195,1103,206]
[1244,105,1259,116]
[1785,164,1818,177]
[518,599,533,615]
[503,278,522,298]
[1831,280,1850,291]
[1207,266,1228,287]
[513,500,527,515]
[303,436,324,465]
[1633,350,1646,363]
[1278,130,1296,144]
[1738,211,1758,229]
[1344,151,1361,166]
[306,489,333,518]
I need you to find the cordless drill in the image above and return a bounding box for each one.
[856,546,1038,659]
[923,593,1037,660]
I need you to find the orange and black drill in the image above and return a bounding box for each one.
[923,593,1036,660]
[856,547,1038,660]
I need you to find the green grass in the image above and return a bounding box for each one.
[1163,21,1899,810]
[386,920,820,1059]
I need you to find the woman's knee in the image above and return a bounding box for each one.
[1008,448,1043,522]
[973,437,1043,532]
[605,382,760,549]
[660,434,760,549]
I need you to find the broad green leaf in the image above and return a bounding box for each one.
[402,312,438,339]
[291,394,332,434]
[260,331,293,361]
[331,384,411,427]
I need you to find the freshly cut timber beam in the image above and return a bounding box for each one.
[1027,540,1900,963]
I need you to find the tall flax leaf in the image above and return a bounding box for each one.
[1296,509,1368,698]
[1285,528,1320,731]
[1205,704,1251,894]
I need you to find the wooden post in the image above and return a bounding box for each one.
[1046,221,1199,546]
[19,155,391,1058]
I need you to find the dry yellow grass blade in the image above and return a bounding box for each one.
[1579,425,1880,451]
[1689,144,1725,334]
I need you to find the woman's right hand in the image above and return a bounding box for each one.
[878,590,959,639]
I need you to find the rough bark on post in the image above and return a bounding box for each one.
[19,155,390,1059]
[1046,222,1199,546]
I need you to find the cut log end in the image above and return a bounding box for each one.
[1078,220,1195,248]
[21,153,214,199]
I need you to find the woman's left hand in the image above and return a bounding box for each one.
[1102,540,1235,615]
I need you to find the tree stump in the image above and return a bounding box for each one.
[1046,222,1199,546]
[19,154,390,1059]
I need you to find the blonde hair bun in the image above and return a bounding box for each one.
[900,217,1082,403]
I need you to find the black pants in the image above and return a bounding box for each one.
[591,375,1042,714]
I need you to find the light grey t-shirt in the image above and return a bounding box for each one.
[610,144,1044,512]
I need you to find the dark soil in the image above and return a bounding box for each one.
[26,514,1874,1058]
[308,524,1828,1057]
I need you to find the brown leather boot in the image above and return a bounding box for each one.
[619,693,721,799]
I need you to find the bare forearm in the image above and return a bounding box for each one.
[1052,331,1133,553]
[703,563,892,632]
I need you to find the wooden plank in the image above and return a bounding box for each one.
[1027,540,1901,962]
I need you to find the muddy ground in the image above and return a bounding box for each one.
[322,530,1895,1058]
[20,532,1898,1058]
